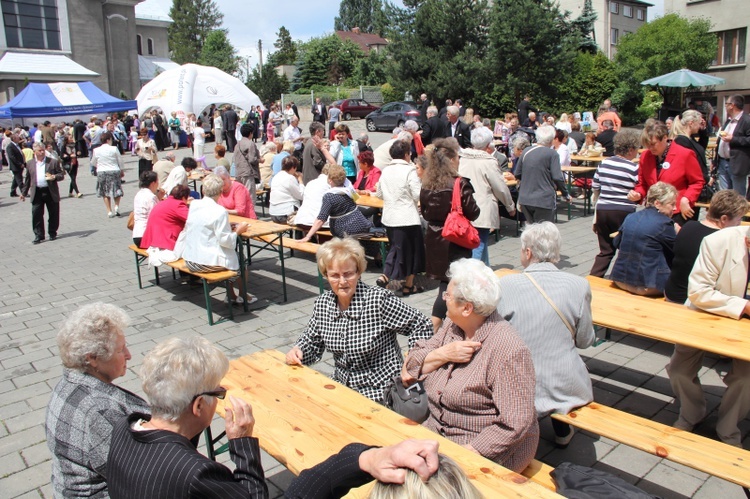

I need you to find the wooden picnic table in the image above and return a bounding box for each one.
[561,165,598,218]
[217,350,561,498]
[495,269,750,362]
[570,154,604,163]
[355,194,383,209]
[229,215,293,302]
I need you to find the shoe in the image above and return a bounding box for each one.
[376,274,389,288]
[68,193,74,197]
[32,237,43,244]
[108,212,114,218]
[115,206,121,216]
[236,294,259,305]
[76,193,83,198]
[398,285,424,297]
[10,192,18,197]
[554,427,575,448]
[673,418,695,432]
[49,234,57,241]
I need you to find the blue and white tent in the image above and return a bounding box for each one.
[0,82,137,119]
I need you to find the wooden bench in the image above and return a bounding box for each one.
[128,244,237,326]
[211,350,562,497]
[253,234,325,295]
[315,229,390,264]
[552,403,750,489]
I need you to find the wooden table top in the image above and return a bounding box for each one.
[570,154,604,163]
[495,269,750,362]
[562,165,598,174]
[228,215,290,238]
[218,350,560,498]
[355,195,383,209]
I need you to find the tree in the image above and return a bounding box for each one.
[386,0,490,108]
[481,0,578,114]
[551,51,618,115]
[246,61,289,103]
[268,26,297,67]
[334,0,387,36]
[350,50,388,86]
[295,35,365,88]
[570,0,598,54]
[168,0,223,64]
[198,30,239,75]
[612,14,717,120]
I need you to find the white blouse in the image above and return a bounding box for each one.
[375,159,421,227]
[132,188,157,238]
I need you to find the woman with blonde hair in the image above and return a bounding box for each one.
[370,454,482,499]
[555,113,571,133]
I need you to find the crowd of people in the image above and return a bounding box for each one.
[21,89,750,496]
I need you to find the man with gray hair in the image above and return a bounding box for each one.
[357,132,372,153]
[516,125,571,223]
[106,336,444,498]
[302,121,327,184]
[421,106,444,146]
[444,105,471,149]
[152,151,176,190]
[459,126,515,265]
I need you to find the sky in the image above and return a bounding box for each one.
[143,0,405,64]
[142,0,664,63]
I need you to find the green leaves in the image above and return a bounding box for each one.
[198,30,238,75]
[168,0,223,65]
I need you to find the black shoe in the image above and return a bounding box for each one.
[10,192,18,197]
[32,238,43,244]
[49,234,57,241]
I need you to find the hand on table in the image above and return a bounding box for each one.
[358,439,440,484]
[438,340,481,364]
[224,395,255,439]
[285,346,304,365]
[233,222,249,234]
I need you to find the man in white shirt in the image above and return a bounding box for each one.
[163,157,197,198]
[20,143,64,243]
[282,116,303,160]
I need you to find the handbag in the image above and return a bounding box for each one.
[552,462,660,498]
[126,212,135,231]
[698,181,718,204]
[442,177,480,249]
[383,375,429,423]
[524,273,576,340]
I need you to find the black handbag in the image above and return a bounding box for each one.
[383,375,429,423]
[552,462,660,498]
[698,181,718,204]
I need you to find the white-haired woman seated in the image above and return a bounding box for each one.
[174,173,256,304]
[458,125,515,266]
[286,237,433,403]
[107,336,445,497]
[497,222,595,448]
[46,303,149,498]
[402,258,539,473]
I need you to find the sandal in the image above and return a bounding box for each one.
[376,274,389,288]
[398,285,423,297]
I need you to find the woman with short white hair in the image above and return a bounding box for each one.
[497,222,595,448]
[458,126,515,265]
[515,125,571,223]
[175,174,256,304]
[403,258,539,473]
[46,302,149,498]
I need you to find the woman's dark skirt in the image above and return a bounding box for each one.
[384,225,425,280]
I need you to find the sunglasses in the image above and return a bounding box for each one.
[192,386,227,403]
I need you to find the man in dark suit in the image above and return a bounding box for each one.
[717,94,750,197]
[596,120,617,157]
[517,95,537,126]
[291,101,299,119]
[421,106,444,146]
[222,105,239,152]
[312,97,327,123]
[302,122,327,184]
[73,119,87,157]
[106,336,441,499]
[438,99,452,122]
[456,98,466,117]
[7,133,25,197]
[419,93,430,122]
[444,105,472,149]
[20,142,64,244]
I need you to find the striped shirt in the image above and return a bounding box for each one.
[592,155,639,211]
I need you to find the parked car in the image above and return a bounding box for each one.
[331,99,380,121]
[365,101,423,132]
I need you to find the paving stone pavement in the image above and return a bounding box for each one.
[0,120,748,498]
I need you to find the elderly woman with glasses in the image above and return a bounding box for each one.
[402,258,538,473]
[286,237,433,403]
[497,222,595,448]
[46,303,149,498]
[107,339,446,498]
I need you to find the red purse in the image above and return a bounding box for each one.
[442,177,480,249]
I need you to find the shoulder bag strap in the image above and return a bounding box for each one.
[523,273,576,339]
[451,177,463,214]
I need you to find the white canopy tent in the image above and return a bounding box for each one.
[135,63,262,121]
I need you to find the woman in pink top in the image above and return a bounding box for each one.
[215,165,256,219]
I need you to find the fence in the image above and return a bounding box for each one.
[282,86,384,109]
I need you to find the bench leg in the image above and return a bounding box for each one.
[134,252,143,289]
[203,279,215,326]
[278,238,288,303]
[237,241,249,313]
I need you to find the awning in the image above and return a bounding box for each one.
[0,52,99,79]
[0,81,136,118]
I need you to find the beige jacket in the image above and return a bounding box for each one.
[458,148,514,229]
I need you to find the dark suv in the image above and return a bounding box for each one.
[365,101,422,132]
[331,99,380,120]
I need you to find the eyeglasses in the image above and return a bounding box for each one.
[442,291,462,302]
[327,271,358,282]
[192,386,227,403]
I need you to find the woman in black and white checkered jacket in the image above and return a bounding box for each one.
[286,237,433,402]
